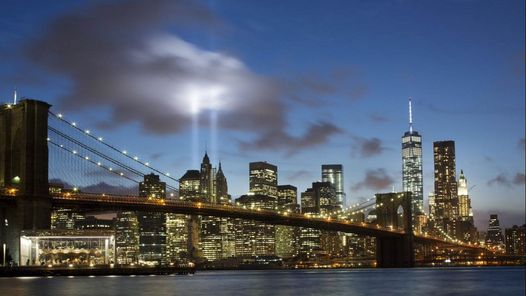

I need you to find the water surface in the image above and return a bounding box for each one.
[0,267,524,296]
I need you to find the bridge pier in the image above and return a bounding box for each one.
[376,234,414,268]
[1,100,51,265]
[375,192,415,268]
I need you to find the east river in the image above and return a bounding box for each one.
[0,267,524,295]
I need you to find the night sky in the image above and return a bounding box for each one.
[0,0,524,230]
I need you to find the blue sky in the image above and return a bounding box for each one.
[0,0,524,229]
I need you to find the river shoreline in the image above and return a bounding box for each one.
[1,262,524,277]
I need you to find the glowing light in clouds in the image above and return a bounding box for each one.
[185,84,228,115]
[133,35,243,116]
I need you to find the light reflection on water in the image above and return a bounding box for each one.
[0,267,524,296]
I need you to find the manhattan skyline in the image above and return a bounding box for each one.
[0,0,524,230]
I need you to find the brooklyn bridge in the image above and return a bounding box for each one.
[1,99,489,268]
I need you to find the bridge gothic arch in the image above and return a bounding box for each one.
[375,192,412,232]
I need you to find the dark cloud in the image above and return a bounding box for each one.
[49,178,136,195]
[351,136,386,158]
[487,172,526,187]
[286,170,313,182]
[150,152,163,160]
[26,0,220,132]
[238,121,342,155]
[352,169,395,191]
[487,173,510,187]
[513,173,525,185]
[25,0,341,154]
[81,182,136,195]
[348,83,368,101]
[289,94,323,108]
[369,113,389,123]
[289,68,368,107]
[49,178,74,188]
[299,75,339,95]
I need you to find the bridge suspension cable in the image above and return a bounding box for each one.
[48,140,141,185]
[47,113,180,193]
[49,126,146,179]
[345,197,376,215]
[48,110,181,183]
[413,202,457,243]
[47,133,179,193]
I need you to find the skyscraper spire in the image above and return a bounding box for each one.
[202,151,210,164]
[408,97,413,133]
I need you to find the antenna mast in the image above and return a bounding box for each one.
[408,97,413,133]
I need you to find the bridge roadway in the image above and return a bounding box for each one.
[51,193,476,248]
[50,193,406,238]
[0,192,480,249]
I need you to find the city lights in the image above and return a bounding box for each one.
[0,0,522,282]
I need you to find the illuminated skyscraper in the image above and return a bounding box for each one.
[138,173,166,265]
[428,192,436,219]
[275,185,299,258]
[277,185,297,207]
[457,170,473,221]
[505,225,526,255]
[179,170,201,202]
[455,170,477,242]
[233,162,279,257]
[299,182,340,257]
[165,212,189,263]
[50,208,85,230]
[234,194,277,256]
[200,152,214,203]
[214,164,236,259]
[215,163,229,204]
[115,211,140,264]
[201,161,235,261]
[198,153,215,260]
[301,182,338,215]
[433,140,458,236]
[177,170,202,259]
[485,214,504,250]
[249,161,278,197]
[321,164,345,207]
[402,98,423,215]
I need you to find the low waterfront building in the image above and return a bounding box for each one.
[19,230,115,267]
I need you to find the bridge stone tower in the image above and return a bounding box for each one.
[0,99,51,264]
[375,192,414,267]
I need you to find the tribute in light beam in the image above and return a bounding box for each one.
[192,106,199,169]
[210,109,218,164]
